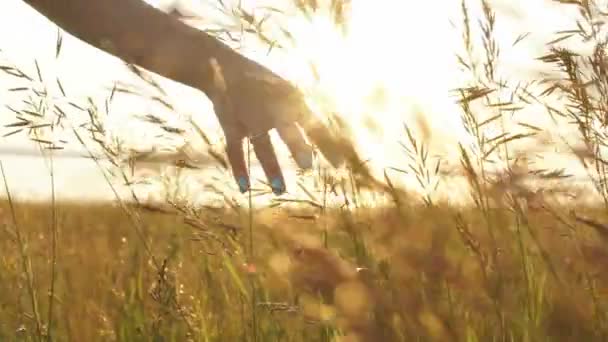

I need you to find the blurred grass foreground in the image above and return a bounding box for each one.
[3,199,608,341]
[6,0,608,341]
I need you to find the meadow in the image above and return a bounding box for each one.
[3,195,608,341]
[4,0,608,341]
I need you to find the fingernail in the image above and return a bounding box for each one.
[270,177,285,195]
[237,176,249,193]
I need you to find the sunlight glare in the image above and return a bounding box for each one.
[276,0,466,177]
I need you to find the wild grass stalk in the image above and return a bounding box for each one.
[45,146,57,342]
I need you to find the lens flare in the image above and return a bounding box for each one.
[262,0,468,180]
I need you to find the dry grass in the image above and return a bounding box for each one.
[1,199,608,341]
[5,0,608,341]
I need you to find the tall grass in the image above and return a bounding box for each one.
[3,0,608,340]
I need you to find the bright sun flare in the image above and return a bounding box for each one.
[255,0,467,177]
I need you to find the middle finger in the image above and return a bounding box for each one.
[250,132,286,195]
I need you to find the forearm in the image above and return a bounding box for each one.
[22,0,240,94]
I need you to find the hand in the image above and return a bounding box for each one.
[20,0,358,195]
[206,57,350,195]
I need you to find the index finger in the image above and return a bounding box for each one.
[225,135,250,193]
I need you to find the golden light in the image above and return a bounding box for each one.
[260,0,469,180]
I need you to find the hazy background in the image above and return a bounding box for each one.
[0,0,597,203]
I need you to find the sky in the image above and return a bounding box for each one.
[0,0,602,204]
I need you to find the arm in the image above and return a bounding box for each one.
[22,0,245,95]
[20,0,364,194]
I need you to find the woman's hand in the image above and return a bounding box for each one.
[207,57,349,195]
[21,0,360,196]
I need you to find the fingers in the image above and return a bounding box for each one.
[212,96,251,193]
[276,123,313,170]
[225,136,250,193]
[216,103,287,195]
[250,132,286,195]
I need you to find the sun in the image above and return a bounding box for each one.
[252,0,469,179]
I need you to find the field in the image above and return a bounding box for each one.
[6,0,608,341]
[1,193,608,341]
